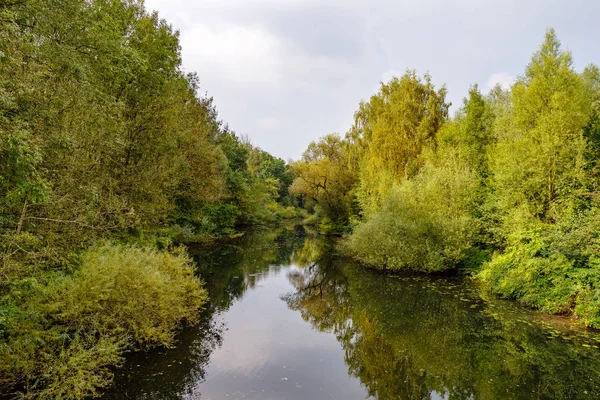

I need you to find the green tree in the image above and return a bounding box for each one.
[290,134,357,232]
[350,71,450,214]
[490,29,592,228]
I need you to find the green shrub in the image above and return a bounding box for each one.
[302,213,320,227]
[479,235,578,314]
[54,244,207,346]
[344,155,479,272]
[480,209,600,327]
[0,244,207,398]
[270,203,298,220]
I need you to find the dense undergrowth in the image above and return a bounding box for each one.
[291,30,600,327]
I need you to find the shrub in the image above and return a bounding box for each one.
[0,244,207,398]
[302,212,321,227]
[480,208,600,327]
[344,155,479,272]
[54,244,207,346]
[479,234,578,314]
[270,204,298,220]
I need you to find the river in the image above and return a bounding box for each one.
[105,226,600,399]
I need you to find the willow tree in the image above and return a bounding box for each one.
[351,71,449,214]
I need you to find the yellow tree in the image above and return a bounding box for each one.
[350,71,449,214]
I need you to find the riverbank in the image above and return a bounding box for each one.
[1,1,299,397]
[105,227,600,400]
[288,29,600,333]
[0,237,207,399]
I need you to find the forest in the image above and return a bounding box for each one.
[2,0,600,398]
[0,0,296,397]
[291,29,600,329]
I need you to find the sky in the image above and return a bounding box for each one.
[144,0,600,161]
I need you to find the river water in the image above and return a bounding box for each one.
[106,226,600,399]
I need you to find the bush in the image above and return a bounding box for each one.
[55,244,207,346]
[344,155,479,272]
[301,212,320,227]
[479,234,578,314]
[0,244,207,398]
[270,204,298,220]
[480,208,600,327]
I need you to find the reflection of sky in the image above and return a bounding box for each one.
[188,266,372,399]
[109,230,600,399]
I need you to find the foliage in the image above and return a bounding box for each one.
[475,30,600,324]
[290,134,356,233]
[489,29,593,226]
[286,240,600,400]
[0,0,293,397]
[348,71,450,214]
[480,207,600,326]
[216,132,297,229]
[344,150,480,272]
[0,244,207,398]
[297,29,600,325]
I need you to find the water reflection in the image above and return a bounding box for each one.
[108,225,307,399]
[108,228,600,400]
[286,237,600,400]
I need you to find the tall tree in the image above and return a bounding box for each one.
[490,29,593,228]
[351,71,450,214]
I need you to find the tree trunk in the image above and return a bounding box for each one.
[16,198,28,235]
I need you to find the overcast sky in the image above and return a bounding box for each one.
[144,0,600,161]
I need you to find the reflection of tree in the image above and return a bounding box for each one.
[107,226,307,399]
[285,239,600,400]
[191,225,307,311]
[290,236,328,267]
[285,246,432,400]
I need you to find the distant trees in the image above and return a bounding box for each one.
[290,134,356,233]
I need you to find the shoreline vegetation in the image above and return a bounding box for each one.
[1,0,298,398]
[1,0,599,399]
[290,30,600,329]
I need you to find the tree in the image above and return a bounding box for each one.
[290,134,357,232]
[350,71,450,214]
[490,29,593,227]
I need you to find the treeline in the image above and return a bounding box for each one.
[0,0,295,397]
[291,30,600,327]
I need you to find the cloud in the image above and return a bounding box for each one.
[143,0,600,159]
[380,69,402,83]
[257,116,280,131]
[182,23,284,86]
[485,72,516,92]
